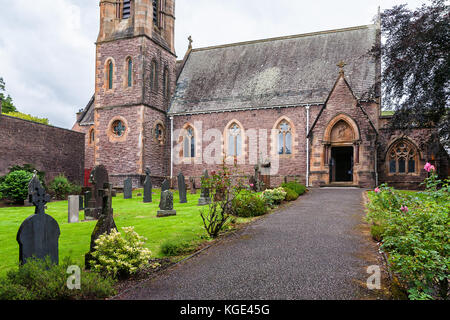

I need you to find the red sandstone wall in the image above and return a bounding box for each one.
[0,115,85,184]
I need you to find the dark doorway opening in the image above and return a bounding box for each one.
[330,147,353,182]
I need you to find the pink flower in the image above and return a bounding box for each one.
[400,206,409,213]
[250,184,254,187]
[374,187,381,193]
[429,165,435,172]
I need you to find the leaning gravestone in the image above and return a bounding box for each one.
[68,195,80,224]
[198,170,212,206]
[17,176,60,265]
[123,177,133,199]
[84,165,109,220]
[157,190,176,217]
[178,172,187,204]
[85,182,117,269]
[161,179,170,193]
[143,168,152,203]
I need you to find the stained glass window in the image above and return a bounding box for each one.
[112,120,126,137]
[108,61,113,90]
[127,58,132,87]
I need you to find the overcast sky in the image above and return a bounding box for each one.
[0,0,427,129]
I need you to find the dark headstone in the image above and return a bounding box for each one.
[198,170,212,206]
[123,178,132,199]
[79,195,84,211]
[157,190,176,217]
[85,183,117,269]
[84,165,109,220]
[24,171,41,206]
[189,177,196,194]
[143,168,152,203]
[177,172,187,204]
[161,179,170,193]
[17,177,60,265]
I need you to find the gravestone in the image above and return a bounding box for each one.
[189,177,196,194]
[68,195,80,224]
[161,179,170,193]
[85,182,117,269]
[143,168,152,203]
[17,176,60,265]
[198,170,212,206]
[84,165,109,220]
[79,195,84,211]
[84,190,92,209]
[177,172,187,204]
[123,178,133,199]
[157,190,176,217]
[24,171,41,206]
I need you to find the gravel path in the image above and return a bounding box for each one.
[116,188,379,300]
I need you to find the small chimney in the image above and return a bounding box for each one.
[76,109,84,122]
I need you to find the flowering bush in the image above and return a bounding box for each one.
[367,164,449,300]
[261,187,287,207]
[91,227,152,279]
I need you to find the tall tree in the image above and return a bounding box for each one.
[378,0,449,146]
[0,77,18,113]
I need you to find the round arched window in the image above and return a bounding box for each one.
[112,120,126,137]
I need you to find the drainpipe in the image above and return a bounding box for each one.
[170,116,174,181]
[375,139,379,187]
[306,105,310,187]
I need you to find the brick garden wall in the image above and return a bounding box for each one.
[0,114,85,184]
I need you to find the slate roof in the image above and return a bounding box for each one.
[169,24,379,115]
[78,95,95,126]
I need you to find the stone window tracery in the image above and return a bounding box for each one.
[112,120,126,137]
[227,123,242,157]
[387,139,418,174]
[183,126,195,158]
[277,121,292,155]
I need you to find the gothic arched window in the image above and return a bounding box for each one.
[277,120,292,155]
[387,139,418,174]
[163,67,170,99]
[227,123,243,157]
[150,60,158,92]
[127,58,133,87]
[183,126,195,158]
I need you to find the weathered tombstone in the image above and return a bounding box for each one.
[84,165,109,220]
[143,168,152,203]
[157,190,176,217]
[123,177,133,199]
[84,190,92,209]
[161,179,170,193]
[85,183,117,269]
[198,170,212,206]
[24,171,41,207]
[17,176,60,265]
[177,172,187,204]
[68,195,80,224]
[189,177,196,194]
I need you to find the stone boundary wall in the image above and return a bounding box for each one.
[0,113,85,184]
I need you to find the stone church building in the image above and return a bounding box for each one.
[73,0,449,190]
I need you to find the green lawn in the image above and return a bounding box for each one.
[0,189,245,277]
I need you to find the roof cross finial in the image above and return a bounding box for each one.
[337,61,347,75]
[188,35,193,50]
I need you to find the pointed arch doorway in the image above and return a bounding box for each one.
[323,114,361,185]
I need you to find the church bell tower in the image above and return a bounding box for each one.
[94,0,176,186]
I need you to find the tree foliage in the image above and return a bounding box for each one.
[379,0,449,146]
[0,77,17,113]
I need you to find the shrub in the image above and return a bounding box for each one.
[3,111,50,125]
[231,190,268,218]
[48,174,81,200]
[0,256,116,300]
[260,187,287,207]
[90,227,152,279]
[281,181,306,196]
[284,188,299,201]
[160,240,195,256]
[366,168,449,300]
[0,170,33,204]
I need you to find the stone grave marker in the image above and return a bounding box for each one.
[85,182,117,269]
[17,176,60,265]
[157,190,176,217]
[143,168,152,203]
[189,177,196,194]
[68,195,80,224]
[84,165,109,220]
[198,170,212,206]
[161,179,170,193]
[178,172,187,204]
[123,177,133,199]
